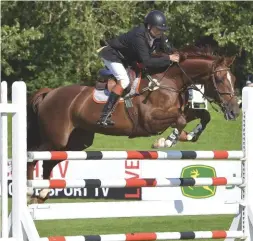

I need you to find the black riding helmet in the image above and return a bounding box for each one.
[144,10,169,31]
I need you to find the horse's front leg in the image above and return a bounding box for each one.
[166,108,211,144]
[152,114,187,148]
[186,109,211,142]
[163,114,187,147]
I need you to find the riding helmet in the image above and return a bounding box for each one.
[144,10,169,31]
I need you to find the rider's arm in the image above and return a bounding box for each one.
[132,32,172,68]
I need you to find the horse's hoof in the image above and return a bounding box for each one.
[27,189,34,204]
[27,197,40,204]
[191,135,200,142]
[164,139,176,148]
[187,132,200,142]
[151,138,166,148]
[28,196,47,204]
[37,188,50,203]
[187,133,194,141]
[27,195,33,205]
[178,131,188,142]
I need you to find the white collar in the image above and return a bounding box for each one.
[147,32,156,47]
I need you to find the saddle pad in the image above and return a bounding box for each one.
[93,89,124,104]
[92,77,141,104]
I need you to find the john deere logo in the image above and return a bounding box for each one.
[181,165,217,199]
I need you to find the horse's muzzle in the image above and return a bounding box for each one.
[222,99,240,120]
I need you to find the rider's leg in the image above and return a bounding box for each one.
[97,59,130,126]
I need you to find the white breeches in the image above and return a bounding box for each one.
[102,58,130,89]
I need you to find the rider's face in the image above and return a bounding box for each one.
[149,26,163,38]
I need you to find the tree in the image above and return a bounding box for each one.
[1,1,252,93]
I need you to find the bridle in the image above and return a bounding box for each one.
[143,59,237,115]
[210,65,235,97]
[127,56,237,117]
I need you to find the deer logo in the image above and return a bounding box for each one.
[189,169,215,195]
[181,165,216,199]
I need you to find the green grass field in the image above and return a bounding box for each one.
[7,105,242,240]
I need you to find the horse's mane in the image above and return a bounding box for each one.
[150,44,229,74]
[152,44,221,62]
[176,45,219,61]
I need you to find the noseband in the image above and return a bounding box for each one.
[208,63,237,113]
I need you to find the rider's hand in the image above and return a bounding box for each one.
[169,53,180,62]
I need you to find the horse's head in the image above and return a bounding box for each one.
[157,46,240,120]
[149,46,240,120]
[204,56,240,120]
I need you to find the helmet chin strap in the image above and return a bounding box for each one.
[149,30,156,39]
[147,27,157,39]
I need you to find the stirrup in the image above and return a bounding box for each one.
[97,113,115,127]
[98,120,115,127]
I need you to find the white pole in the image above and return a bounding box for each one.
[11,82,27,240]
[242,86,253,240]
[0,81,8,238]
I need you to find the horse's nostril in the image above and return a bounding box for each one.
[229,111,238,120]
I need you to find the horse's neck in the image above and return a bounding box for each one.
[151,59,212,92]
[177,59,212,85]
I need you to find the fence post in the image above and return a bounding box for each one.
[11,82,27,240]
[0,81,9,238]
[242,86,253,240]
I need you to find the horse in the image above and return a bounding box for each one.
[26,46,240,203]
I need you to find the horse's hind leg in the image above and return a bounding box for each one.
[27,142,56,204]
[38,129,95,203]
[28,124,72,203]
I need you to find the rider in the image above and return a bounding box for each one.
[97,10,180,127]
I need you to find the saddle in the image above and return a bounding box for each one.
[95,66,142,96]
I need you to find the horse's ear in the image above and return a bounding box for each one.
[215,56,225,65]
[224,56,236,66]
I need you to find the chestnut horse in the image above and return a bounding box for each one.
[27,47,240,203]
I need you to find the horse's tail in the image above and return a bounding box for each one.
[27,88,52,150]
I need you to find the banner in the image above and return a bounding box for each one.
[140,160,241,201]
[5,159,240,202]
[6,159,141,200]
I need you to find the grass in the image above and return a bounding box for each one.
[87,106,242,151]
[7,105,242,240]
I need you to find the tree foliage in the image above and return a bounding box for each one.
[1,1,252,93]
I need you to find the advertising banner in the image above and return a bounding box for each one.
[6,159,141,200]
[140,160,241,202]
[5,159,240,202]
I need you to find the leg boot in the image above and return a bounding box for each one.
[97,91,120,127]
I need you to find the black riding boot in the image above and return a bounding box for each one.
[97,91,120,127]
